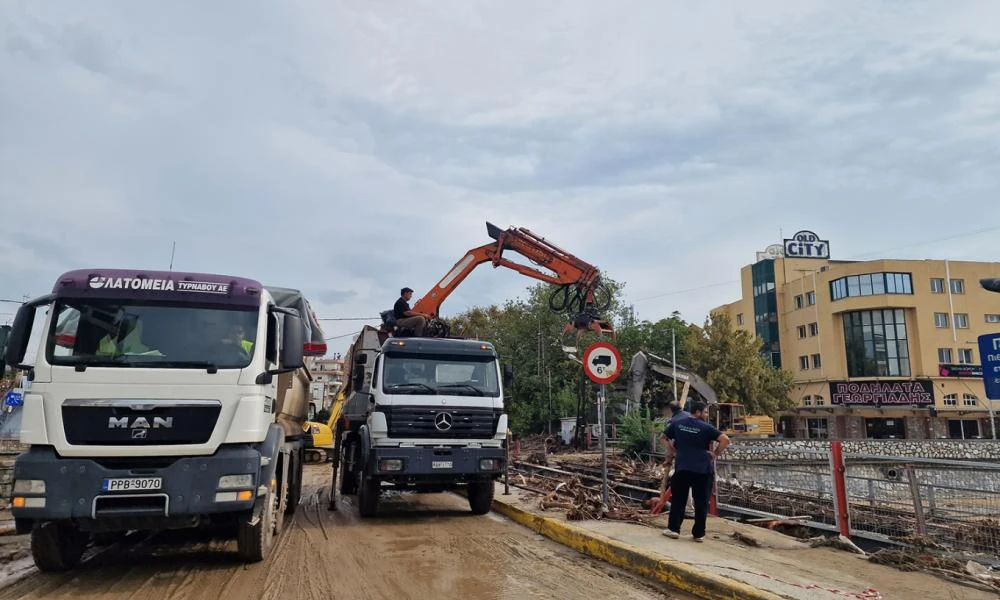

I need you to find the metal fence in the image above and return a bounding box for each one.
[713,442,1000,562]
[843,454,1000,559]
[715,447,841,533]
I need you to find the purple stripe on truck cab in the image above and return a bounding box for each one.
[52,269,263,306]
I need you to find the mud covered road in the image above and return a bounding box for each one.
[0,466,687,599]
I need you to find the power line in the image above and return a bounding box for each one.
[317,317,379,321]
[324,331,361,341]
[632,281,738,303]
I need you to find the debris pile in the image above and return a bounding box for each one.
[509,466,656,526]
[868,548,1000,592]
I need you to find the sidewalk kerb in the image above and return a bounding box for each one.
[491,496,787,600]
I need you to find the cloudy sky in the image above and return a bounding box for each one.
[2,0,1000,354]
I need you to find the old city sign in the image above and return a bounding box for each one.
[829,380,934,407]
[938,363,983,378]
[783,230,830,259]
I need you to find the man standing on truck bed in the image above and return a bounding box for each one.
[393,287,431,336]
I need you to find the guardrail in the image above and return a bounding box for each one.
[713,441,1000,562]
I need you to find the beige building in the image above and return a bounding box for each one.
[714,231,1000,440]
[304,355,345,419]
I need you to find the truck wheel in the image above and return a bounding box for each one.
[236,482,277,562]
[31,521,88,572]
[467,480,495,515]
[356,467,379,518]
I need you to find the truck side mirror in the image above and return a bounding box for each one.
[4,296,53,368]
[280,315,305,369]
[981,278,1000,293]
[502,364,513,389]
[353,364,365,389]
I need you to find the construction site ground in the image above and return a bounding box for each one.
[0,464,688,600]
[492,482,998,599]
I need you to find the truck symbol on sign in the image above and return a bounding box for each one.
[591,355,612,367]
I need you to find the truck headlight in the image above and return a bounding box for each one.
[479,458,501,471]
[378,459,404,472]
[13,480,45,494]
[218,474,253,490]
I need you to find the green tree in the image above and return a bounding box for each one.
[686,311,796,416]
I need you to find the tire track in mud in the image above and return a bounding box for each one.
[0,466,688,600]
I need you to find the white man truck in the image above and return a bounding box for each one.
[329,326,511,516]
[1,269,326,571]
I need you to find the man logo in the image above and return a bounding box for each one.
[108,416,173,429]
[434,412,453,431]
[89,276,107,289]
[131,429,148,439]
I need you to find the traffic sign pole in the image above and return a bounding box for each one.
[581,342,621,515]
[599,384,608,511]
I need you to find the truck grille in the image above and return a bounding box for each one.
[62,402,220,446]
[385,406,500,439]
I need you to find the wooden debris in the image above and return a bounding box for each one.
[731,531,761,547]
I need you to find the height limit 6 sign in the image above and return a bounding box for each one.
[583,342,622,385]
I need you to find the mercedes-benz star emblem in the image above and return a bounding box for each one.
[434,412,453,431]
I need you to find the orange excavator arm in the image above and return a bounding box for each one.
[410,222,614,339]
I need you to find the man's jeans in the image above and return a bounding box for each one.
[395,315,426,335]
[666,470,714,538]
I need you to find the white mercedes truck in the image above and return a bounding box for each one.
[329,325,510,516]
[1,269,326,571]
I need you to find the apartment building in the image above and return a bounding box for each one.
[714,230,1000,440]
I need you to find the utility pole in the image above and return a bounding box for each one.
[672,329,678,404]
[547,369,552,435]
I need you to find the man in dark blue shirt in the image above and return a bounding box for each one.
[663,401,730,542]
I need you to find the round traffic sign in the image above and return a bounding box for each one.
[582,342,622,385]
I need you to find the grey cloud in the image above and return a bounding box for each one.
[316,289,358,305]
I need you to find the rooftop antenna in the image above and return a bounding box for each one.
[168,241,176,272]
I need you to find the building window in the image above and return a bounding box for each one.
[814,394,825,406]
[737,313,744,326]
[955,313,969,329]
[943,394,957,406]
[934,313,949,328]
[948,419,980,439]
[806,291,816,305]
[963,394,979,406]
[938,348,953,363]
[830,272,913,301]
[812,354,822,368]
[795,295,804,309]
[809,323,819,336]
[799,356,809,370]
[803,395,813,406]
[987,314,1000,324]
[843,308,910,377]
[958,348,973,364]
[930,278,945,293]
[797,325,807,339]
[950,279,965,294]
[806,418,828,439]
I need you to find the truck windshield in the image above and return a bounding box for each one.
[46,299,259,369]
[382,354,500,397]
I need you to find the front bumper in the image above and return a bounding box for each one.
[10,445,261,523]
[369,446,504,478]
